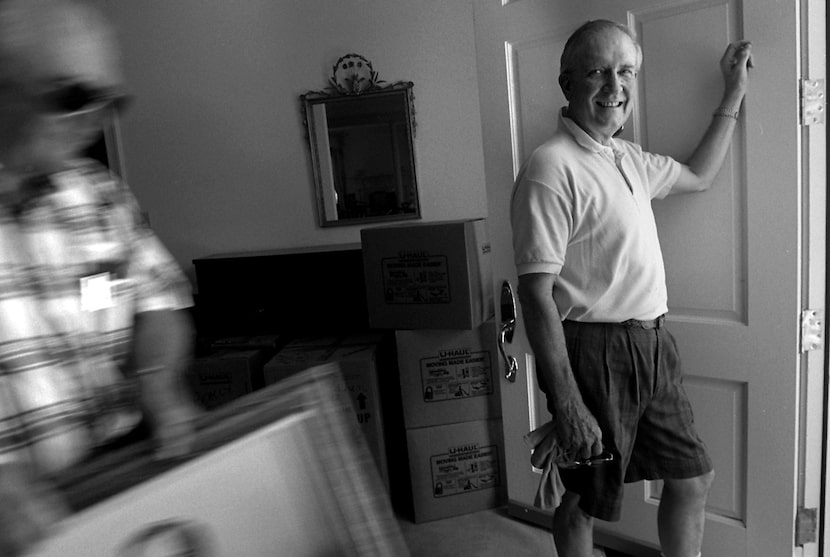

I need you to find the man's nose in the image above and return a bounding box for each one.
[603,73,623,93]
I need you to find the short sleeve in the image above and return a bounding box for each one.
[510,176,572,277]
[90,170,193,313]
[126,229,194,313]
[640,150,681,200]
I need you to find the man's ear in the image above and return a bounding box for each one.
[558,74,572,101]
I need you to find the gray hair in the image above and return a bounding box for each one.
[559,20,642,76]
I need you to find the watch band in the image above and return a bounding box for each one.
[713,106,740,120]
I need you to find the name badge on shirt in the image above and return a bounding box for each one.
[81,272,115,311]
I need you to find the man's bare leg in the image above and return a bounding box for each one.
[553,491,595,557]
[658,471,714,557]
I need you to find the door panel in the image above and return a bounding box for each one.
[640,1,747,324]
[474,0,802,555]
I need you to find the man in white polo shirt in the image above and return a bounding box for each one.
[511,20,752,557]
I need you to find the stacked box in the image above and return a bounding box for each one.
[361,219,505,520]
[262,335,342,379]
[361,219,494,330]
[263,334,389,486]
[395,320,506,521]
[209,333,283,351]
[395,320,500,428]
[188,349,271,410]
[405,419,505,522]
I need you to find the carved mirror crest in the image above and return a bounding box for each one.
[301,54,420,227]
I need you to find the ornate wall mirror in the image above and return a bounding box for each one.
[301,54,420,227]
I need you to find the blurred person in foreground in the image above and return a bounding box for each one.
[511,20,751,557]
[0,0,199,554]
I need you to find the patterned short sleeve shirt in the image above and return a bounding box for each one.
[0,160,192,474]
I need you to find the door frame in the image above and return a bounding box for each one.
[799,0,827,553]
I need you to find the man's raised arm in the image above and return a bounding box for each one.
[671,40,753,194]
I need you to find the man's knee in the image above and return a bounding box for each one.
[663,470,715,502]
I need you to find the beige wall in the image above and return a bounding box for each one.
[99,1,488,281]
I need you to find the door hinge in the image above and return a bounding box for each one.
[800,78,825,126]
[795,507,818,546]
[800,309,824,352]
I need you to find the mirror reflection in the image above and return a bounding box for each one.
[302,63,419,227]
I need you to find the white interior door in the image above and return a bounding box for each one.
[474,1,818,555]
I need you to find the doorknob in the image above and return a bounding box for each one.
[499,280,519,382]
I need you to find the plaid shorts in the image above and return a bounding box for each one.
[557,319,713,522]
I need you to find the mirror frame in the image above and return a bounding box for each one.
[301,60,420,228]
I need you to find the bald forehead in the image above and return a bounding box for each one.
[581,28,640,66]
[560,21,642,75]
[0,0,121,87]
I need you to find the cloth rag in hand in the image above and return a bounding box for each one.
[523,421,567,509]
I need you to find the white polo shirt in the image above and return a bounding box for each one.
[511,111,681,322]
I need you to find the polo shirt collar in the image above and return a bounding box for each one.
[558,108,622,156]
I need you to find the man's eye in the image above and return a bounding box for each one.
[587,69,604,77]
[620,69,637,78]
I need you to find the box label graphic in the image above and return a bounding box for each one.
[430,443,500,498]
[420,350,493,402]
[381,253,450,304]
[362,219,494,329]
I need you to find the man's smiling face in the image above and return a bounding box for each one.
[559,27,640,145]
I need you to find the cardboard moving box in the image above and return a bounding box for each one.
[188,349,270,410]
[406,419,505,522]
[396,321,501,428]
[209,333,283,351]
[361,219,494,330]
[263,334,389,486]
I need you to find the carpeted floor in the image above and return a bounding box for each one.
[398,507,555,556]
[397,507,630,557]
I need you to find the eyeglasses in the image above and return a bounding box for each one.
[560,451,615,469]
[37,79,129,116]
